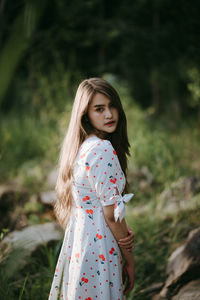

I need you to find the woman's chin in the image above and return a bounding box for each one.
[103,126,117,133]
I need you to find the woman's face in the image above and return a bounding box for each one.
[87,93,119,135]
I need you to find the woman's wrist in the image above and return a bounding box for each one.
[118,226,135,252]
[121,247,134,263]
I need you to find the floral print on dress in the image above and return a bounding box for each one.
[82,195,92,204]
[48,135,134,300]
[86,209,94,219]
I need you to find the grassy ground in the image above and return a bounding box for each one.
[0,88,200,299]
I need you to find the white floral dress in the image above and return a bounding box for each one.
[48,135,134,300]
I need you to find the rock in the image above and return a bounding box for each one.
[152,293,166,300]
[172,279,200,300]
[1,222,63,277]
[40,190,56,205]
[134,282,163,298]
[157,176,200,213]
[159,228,200,298]
[3,222,63,251]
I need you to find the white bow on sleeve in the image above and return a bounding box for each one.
[114,193,134,222]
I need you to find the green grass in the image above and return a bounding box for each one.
[0,241,63,300]
[0,114,59,192]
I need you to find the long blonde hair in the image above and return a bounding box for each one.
[55,78,130,228]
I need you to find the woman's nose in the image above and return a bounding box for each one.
[105,108,112,118]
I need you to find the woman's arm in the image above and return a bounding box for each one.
[103,206,134,250]
[119,227,135,251]
[104,186,134,251]
[103,205,135,254]
[103,204,130,241]
[103,204,135,295]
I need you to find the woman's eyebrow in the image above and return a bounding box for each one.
[93,104,105,108]
[94,101,111,108]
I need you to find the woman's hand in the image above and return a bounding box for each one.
[118,227,135,252]
[122,254,135,295]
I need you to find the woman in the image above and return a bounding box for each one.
[49,78,135,300]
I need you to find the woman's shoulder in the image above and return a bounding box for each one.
[80,136,111,149]
[84,136,114,153]
[77,136,115,163]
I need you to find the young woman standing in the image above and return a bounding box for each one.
[49,78,135,300]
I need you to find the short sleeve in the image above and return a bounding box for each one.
[87,139,134,222]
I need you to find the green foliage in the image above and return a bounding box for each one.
[0,228,10,241]
[18,274,29,300]
[24,201,43,213]
[31,64,81,117]
[187,68,200,109]
[0,0,49,104]
[0,114,59,189]
[27,214,40,225]
[0,241,62,300]
[1,0,200,116]
[126,105,200,203]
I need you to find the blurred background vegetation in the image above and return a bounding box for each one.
[0,0,200,299]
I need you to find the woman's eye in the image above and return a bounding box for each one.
[96,108,104,112]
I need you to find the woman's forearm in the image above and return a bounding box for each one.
[104,216,134,262]
[105,217,128,241]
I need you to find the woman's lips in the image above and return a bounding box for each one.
[105,121,115,126]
